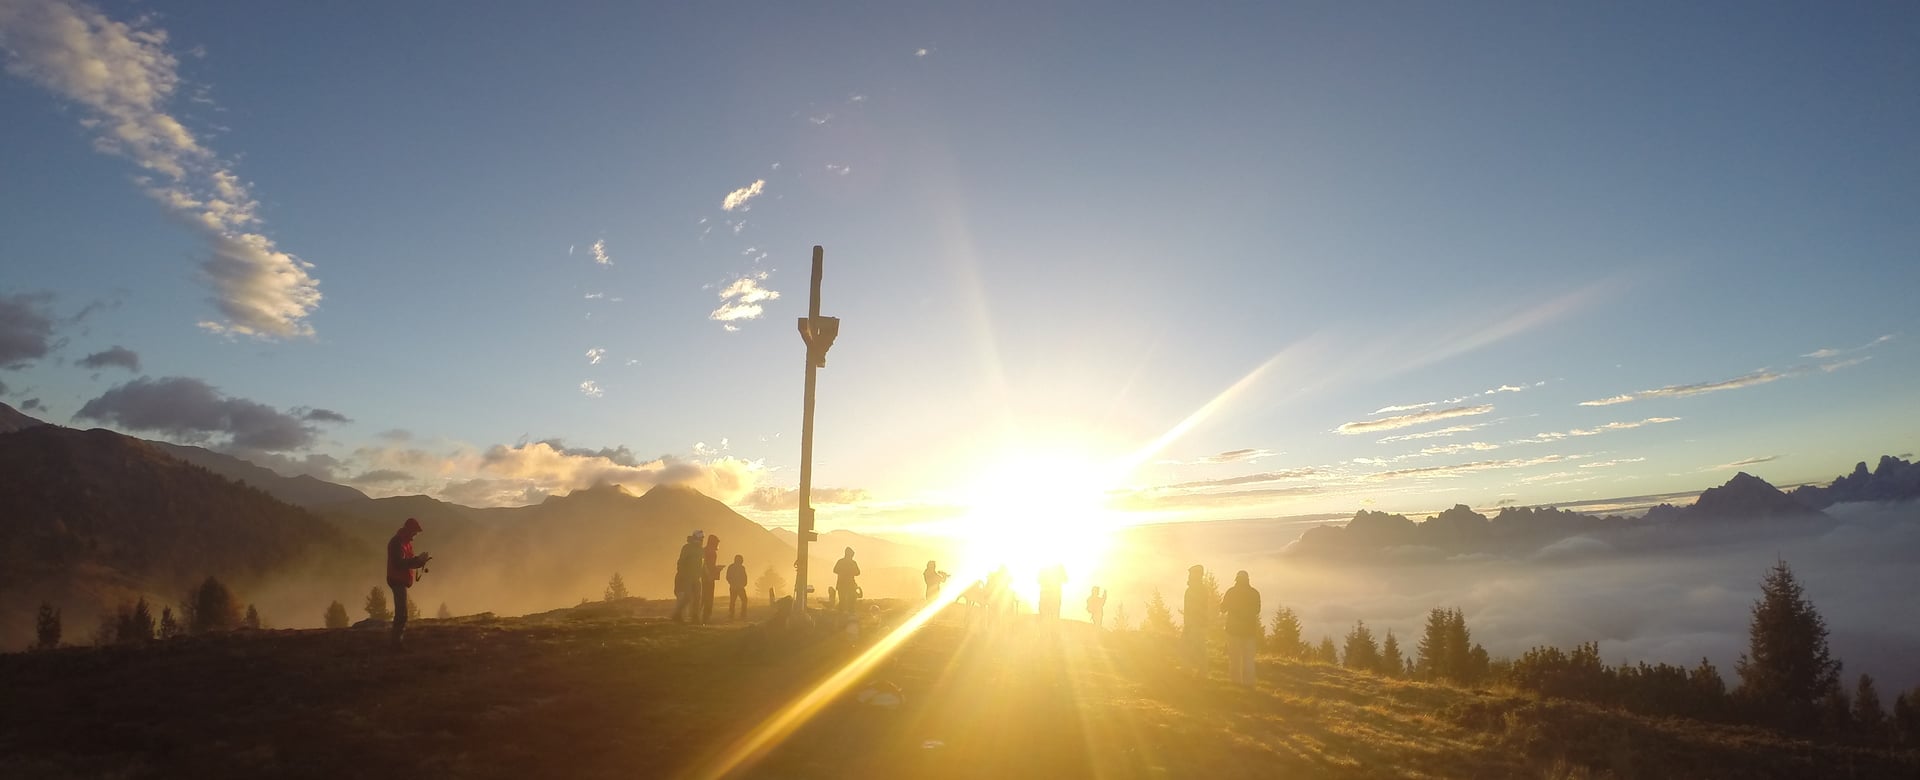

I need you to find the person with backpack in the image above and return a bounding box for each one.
[726,554,749,620]
[700,534,723,624]
[1220,570,1261,686]
[672,531,704,623]
[1183,565,1210,675]
[833,547,861,613]
[386,517,431,649]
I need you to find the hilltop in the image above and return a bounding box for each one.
[1,602,1911,779]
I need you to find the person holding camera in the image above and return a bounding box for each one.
[386,517,431,649]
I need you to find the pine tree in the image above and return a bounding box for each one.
[1316,635,1339,665]
[365,586,393,621]
[436,603,452,620]
[1268,606,1304,658]
[605,572,629,601]
[1821,688,1853,734]
[1342,621,1381,672]
[243,604,262,629]
[324,600,351,629]
[189,577,242,634]
[1143,588,1177,636]
[1853,674,1887,738]
[1467,643,1491,686]
[754,564,788,603]
[1381,630,1405,678]
[1445,610,1475,683]
[1416,608,1451,681]
[1736,559,1841,731]
[407,595,422,622]
[1111,604,1131,632]
[158,606,182,639]
[1895,689,1920,746]
[125,598,156,643]
[34,603,60,650]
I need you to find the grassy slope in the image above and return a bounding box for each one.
[2,601,1912,780]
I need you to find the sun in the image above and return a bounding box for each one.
[943,448,1128,609]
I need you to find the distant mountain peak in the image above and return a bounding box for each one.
[0,401,47,434]
[1687,471,1824,520]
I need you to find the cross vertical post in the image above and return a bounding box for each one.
[792,245,838,620]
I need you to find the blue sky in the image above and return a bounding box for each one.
[2,1,1916,529]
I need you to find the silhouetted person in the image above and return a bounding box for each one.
[1183,565,1210,674]
[986,565,1012,621]
[923,560,949,603]
[1038,564,1067,620]
[386,517,431,649]
[1086,586,1107,629]
[726,554,749,620]
[700,534,722,624]
[1221,570,1261,686]
[672,530,704,623]
[833,547,861,613]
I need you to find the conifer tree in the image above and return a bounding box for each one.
[605,572,629,601]
[436,603,452,620]
[1111,604,1130,632]
[324,600,351,629]
[1342,621,1381,672]
[755,564,788,602]
[407,595,422,622]
[1381,630,1405,678]
[190,577,242,634]
[34,603,60,650]
[1853,674,1886,738]
[1445,610,1474,682]
[1143,588,1177,636]
[158,606,182,639]
[1268,606,1305,659]
[365,586,393,621]
[1316,635,1339,665]
[1736,560,1841,730]
[243,604,262,629]
[1895,689,1920,746]
[1416,608,1451,681]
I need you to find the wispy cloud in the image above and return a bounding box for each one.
[1803,334,1894,359]
[1162,468,1323,490]
[709,272,780,330]
[914,47,930,58]
[1421,442,1501,456]
[721,179,766,211]
[825,163,851,176]
[1511,416,1681,443]
[1362,453,1583,482]
[0,0,321,338]
[589,238,611,266]
[1580,457,1646,469]
[1372,401,1437,414]
[585,348,605,365]
[1337,404,1494,435]
[1371,381,1541,416]
[1704,455,1777,471]
[578,380,603,398]
[1195,448,1275,465]
[1376,423,1490,443]
[78,345,140,372]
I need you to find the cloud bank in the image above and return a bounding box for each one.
[74,375,342,451]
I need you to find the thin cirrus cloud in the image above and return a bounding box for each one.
[1510,417,1681,444]
[1197,448,1276,464]
[1375,423,1490,443]
[1360,453,1584,482]
[1803,334,1894,359]
[1580,344,1882,407]
[1162,468,1323,490]
[1336,404,1494,435]
[709,272,780,331]
[0,0,321,338]
[1371,381,1542,415]
[1703,455,1778,471]
[721,179,766,212]
[1580,457,1647,469]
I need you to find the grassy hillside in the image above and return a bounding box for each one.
[4,601,1912,779]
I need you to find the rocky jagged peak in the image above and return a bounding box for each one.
[1687,472,1823,520]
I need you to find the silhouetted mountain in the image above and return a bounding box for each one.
[1791,455,1920,507]
[0,424,368,647]
[148,441,369,508]
[0,401,45,433]
[1649,472,1825,522]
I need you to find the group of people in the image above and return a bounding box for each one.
[672,530,756,623]
[1185,564,1262,687]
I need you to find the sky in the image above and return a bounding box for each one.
[2,0,1917,533]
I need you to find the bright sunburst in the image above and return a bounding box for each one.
[944,448,1127,607]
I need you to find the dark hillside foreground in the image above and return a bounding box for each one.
[4,601,1913,779]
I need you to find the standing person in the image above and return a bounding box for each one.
[1221,570,1262,686]
[672,531,704,623]
[1182,565,1210,676]
[1038,564,1067,621]
[386,518,431,649]
[833,547,861,613]
[1086,586,1107,629]
[700,534,722,624]
[923,561,949,604]
[726,554,749,620]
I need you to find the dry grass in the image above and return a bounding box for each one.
[1,600,1913,779]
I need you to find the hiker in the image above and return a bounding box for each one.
[833,547,861,613]
[1221,570,1261,686]
[1086,586,1107,629]
[726,554,749,620]
[701,534,723,624]
[1183,565,1210,675]
[672,531,704,623]
[1038,564,1067,620]
[923,561,949,603]
[385,517,431,649]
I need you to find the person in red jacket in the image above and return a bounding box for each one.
[386,517,432,649]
